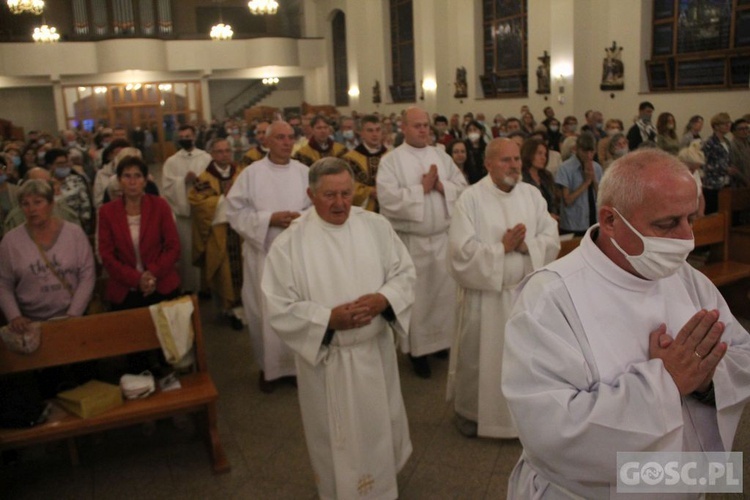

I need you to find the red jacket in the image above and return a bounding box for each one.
[98,194,181,303]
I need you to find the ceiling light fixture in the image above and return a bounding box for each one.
[32,24,59,43]
[210,23,233,40]
[7,0,44,15]
[248,0,278,15]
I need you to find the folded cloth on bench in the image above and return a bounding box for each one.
[149,296,195,368]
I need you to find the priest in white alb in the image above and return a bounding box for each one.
[162,124,211,293]
[377,106,468,378]
[447,138,559,439]
[502,149,750,498]
[262,158,416,500]
[226,121,311,392]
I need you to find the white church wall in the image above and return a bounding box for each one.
[0,86,56,135]
[316,0,747,134]
[0,0,745,136]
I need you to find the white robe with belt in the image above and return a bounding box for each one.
[262,207,416,500]
[447,177,559,438]
[162,148,211,293]
[377,143,467,355]
[226,156,310,380]
[502,226,750,499]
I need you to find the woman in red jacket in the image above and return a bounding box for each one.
[98,156,181,310]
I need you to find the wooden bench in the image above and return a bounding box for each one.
[557,236,582,259]
[0,295,230,473]
[718,187,750,264]
[691,212,750,287]
[553,215,750,287]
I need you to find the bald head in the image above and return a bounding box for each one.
[26,167,52,181]
[266,121,296,164]
[402,107,431,148]
[598,149,696,218]
[484,138,521,192]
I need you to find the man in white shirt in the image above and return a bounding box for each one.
[377,107,468,378]
[262,157,415,500]
[447,138,559,438]
[226,121,311,392]
[161,125,211,293]
[502,149,750,498]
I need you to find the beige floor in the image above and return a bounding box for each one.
[2,300,749,499]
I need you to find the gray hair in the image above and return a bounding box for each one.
[607,133,627,156]
[598,149,692,217]
[114,147,142,169]
[308,157,354,192]
[18,178,54,204]
[266,120,292,138]
[207,137,230,152]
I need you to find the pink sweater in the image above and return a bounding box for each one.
[0,221,95,321]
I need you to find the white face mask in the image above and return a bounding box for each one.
[467,132,481,142]
[609,208,694,280]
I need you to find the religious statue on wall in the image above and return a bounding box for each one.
[535,51,551,94]
[601,41,624,91]
[454,67,468,98]
[373,80,381,104]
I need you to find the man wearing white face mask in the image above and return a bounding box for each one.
[502,149,750,499]
[334,116,360,151]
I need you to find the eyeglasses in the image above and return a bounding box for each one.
[735,126,749,132]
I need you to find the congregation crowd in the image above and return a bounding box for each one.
[1,101,749,499]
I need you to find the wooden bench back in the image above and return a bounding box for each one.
[692,212,728,262]
[0,295,206,376]
[719,187,750,215]
[557,237,582,259]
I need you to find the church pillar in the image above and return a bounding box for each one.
[200,71,211,122]
[51,76,66,131]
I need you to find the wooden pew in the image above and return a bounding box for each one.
[557,236,582,259]
[0,295,230,473]
[718,187,750,264]
[554,214,750,288]
[691,212,750,287]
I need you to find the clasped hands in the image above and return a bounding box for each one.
[503,223,528,254]
[270,211,301,229]
[328,293,389,331]
[582,160,596,186]
[422,164,445,195]
[649,309,727,396]
[139,270,157,297]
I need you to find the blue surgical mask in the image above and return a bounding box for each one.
[12,156,21,168]
[342,130,355,140]
[54,167,71,179]
[0,173,7,184]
